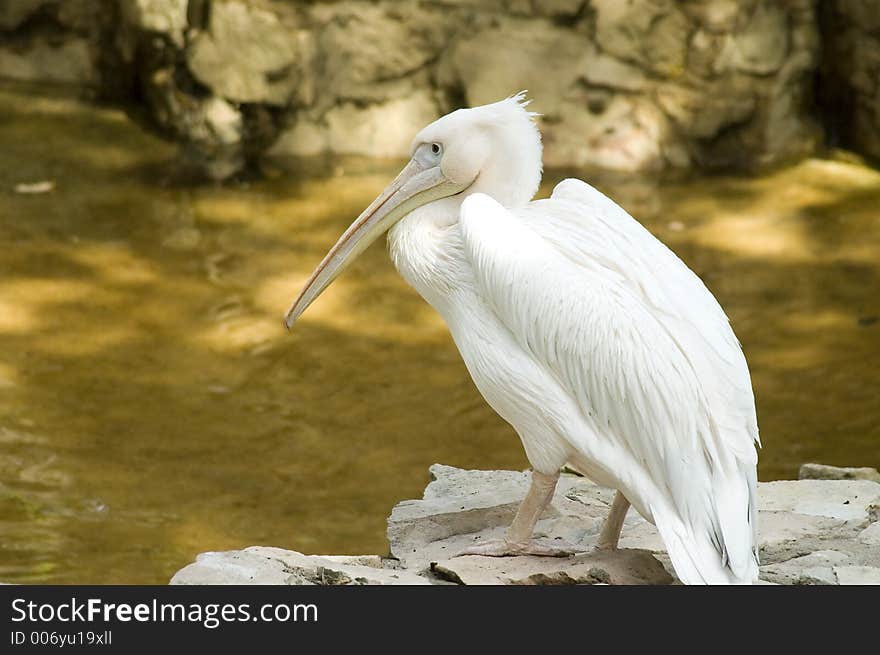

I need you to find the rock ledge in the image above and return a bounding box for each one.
[171,464,880,585]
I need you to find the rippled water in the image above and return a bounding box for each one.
[1,83,878,583]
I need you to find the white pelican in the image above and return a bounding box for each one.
[284,93,760,584]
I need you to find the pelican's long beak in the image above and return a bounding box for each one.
[284,159,464,329]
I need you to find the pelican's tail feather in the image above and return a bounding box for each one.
[653,513,746,585]
[652,468,760,585]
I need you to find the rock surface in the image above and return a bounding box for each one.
[820,1,880,161]
[0,0,832,177]
[0,0,101,86]
[171,547,434,585]
[172,464,880,585]
[186,1,300,106]
[799,462,880,483]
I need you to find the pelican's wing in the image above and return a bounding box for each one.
[458,187,759,584]
[545,179,759,450]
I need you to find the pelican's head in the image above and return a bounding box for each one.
[284,92,542,328]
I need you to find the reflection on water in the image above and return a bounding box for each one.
[0,82,878,583]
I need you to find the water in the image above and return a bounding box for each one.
[1,82,878,583]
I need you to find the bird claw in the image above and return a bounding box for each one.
[454,537,583,558]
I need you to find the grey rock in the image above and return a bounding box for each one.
[322,554,384,568]
[593,0,688,76]
[432,549,673,585]
[755,511,846,562]
[312,3,445,110]
[822,0,880,160]
[834,566,880,585]
[797,567,838,585]
[186,1,298,106]
[760,550,849,585]
[142,66,246,180]
[799,463,880,483]
[0,38,95,85]
[391,465,880,585]
[655,81,756,140]
[1,1,100,35]
[0,0,827,173]
[581,51,649,92]
[727,3,789,75]
[681,0,745,33]
[172,464,880,585]
[172,549,304,585]
[857,522,880,546]
[120,0,188,47]
[758,479,880,522]
[171,546,434,585]
[281,91,439,158]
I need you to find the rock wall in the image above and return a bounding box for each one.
[819,0,880,160]
[0,1,859,178]
[0,1,109,87]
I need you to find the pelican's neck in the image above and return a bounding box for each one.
[387,199,471,312]
[387,178,539,312]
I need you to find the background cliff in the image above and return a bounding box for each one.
[0,0,880,177]
[0,1,876,177]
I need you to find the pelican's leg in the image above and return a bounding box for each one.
[456,470,580,557]
[596,491,630,551]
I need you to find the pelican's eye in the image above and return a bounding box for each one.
[414,142,443,167]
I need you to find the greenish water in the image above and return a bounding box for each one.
[1,82,878,583]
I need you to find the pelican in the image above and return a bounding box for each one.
[284,93,760,584]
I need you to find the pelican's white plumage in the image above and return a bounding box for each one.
[456,190,759,583]
[287,93,761,584]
